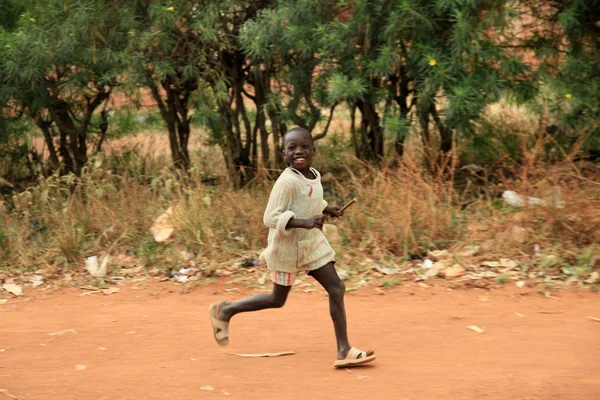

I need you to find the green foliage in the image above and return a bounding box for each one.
[0,0,597,183]
[240,0,338,133]
[0,0,127,174]
[523,0,600,149]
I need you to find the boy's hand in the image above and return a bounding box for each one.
[324,205,343,218]
[304,214,327,230]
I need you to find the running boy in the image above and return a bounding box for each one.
[209,127,376,368]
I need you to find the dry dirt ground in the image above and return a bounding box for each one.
[1,282,599,400]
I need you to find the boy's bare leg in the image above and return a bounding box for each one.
[309,262,374,360]
[218,283,291,322]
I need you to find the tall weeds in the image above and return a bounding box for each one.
[1,129,598,277]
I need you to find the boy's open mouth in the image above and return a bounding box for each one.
[294,157,306,162]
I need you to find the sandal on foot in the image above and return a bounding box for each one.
[333,347,376,368]
[209,301,229,346]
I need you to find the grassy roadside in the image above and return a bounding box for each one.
[1,126,598,296]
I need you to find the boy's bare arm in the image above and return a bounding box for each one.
[286,215,327,230]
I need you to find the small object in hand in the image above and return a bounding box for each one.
[339,198,357,214]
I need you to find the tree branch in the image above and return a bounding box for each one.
[313,103,338,141]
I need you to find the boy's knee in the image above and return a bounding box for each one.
[271,295,287,308]
[328,279,345,299]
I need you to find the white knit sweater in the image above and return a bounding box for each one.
[259,167,335,273]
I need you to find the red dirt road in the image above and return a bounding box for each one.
[1,283,599,400]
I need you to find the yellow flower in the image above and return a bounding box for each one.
[565,93,572,100]
[429,59,437,67]
[28,201,33,205]
[30,18,35,22]
[166,6,174,11]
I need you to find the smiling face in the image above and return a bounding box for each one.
[283,128,315,172]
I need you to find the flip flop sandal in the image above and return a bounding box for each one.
[333,347,376,368]
[209,301,229,346]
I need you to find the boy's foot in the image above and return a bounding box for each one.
[334,348,376,368]
[209,301,230,346]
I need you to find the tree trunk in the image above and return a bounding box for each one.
[218,101,255,188]
[34,117,60,172]
[431,104,452,155]
[418,106,437,171]
[356,100,384,162]
[350,103,359,159]
[391,66,411,157]
[95,109,109,154]
[267,105,286,170]
[254,72,270,168]
[176,118,191,171]
[147,73,193,172]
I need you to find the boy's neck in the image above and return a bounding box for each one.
[291,166,315,179]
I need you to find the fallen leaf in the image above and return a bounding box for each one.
[516,281,525,288]
[2,284,23,296]
[125,331,136,334]
[587,316,600,322]
[585,271,599,284]
[444,264,466,279]
[427,250,450,260]
[375,266,396,275]
[99,347,106,351]
[75,364,86,371]
[482,261,501,268]
[121,265,145,275]
[150,206,176,242]
[227,351,295,358]
[200,386,214,391]
[375,288,386,295]
[30,275,44,288]
[515,313,524,317]
[458,245,480,258]
[102,287,120,295]
[466,325,485,333]
[499,258,518,270]
[79,290,101,296]
[48,328,76,336]
[544,291,559,300]
[424,268,439,278]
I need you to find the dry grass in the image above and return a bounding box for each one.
[1,122,599,282]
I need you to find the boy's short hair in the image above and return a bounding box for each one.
[283,127,313,146]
